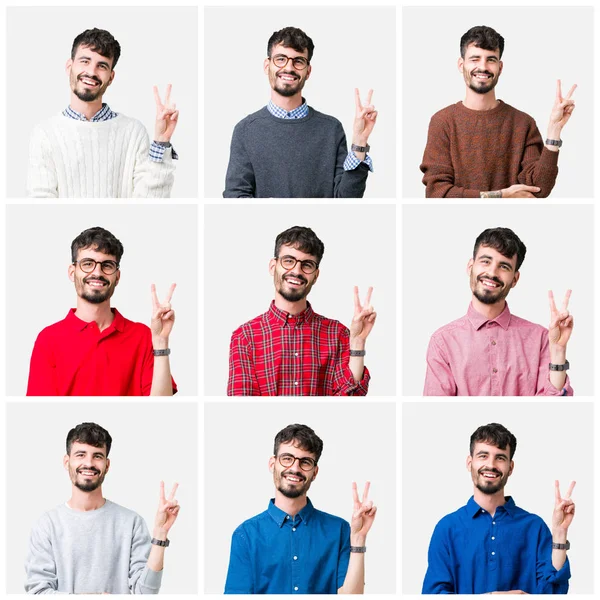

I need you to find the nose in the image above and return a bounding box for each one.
[90,262,104,276]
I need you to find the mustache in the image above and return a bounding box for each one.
[477,274,503,286]
[478,468,502,476]
[284,274,308,284]
[84,276,110,284]
[471,70,493,77]
[78,73,102,85]
[277,70,300,79]
[77,467,100,475]
[282,469,306,481]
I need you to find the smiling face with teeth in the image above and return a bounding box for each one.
[269,244,319,305]
[269,441,318,499]
[64,441,110,493]
[264,44,311,100]
[67,45,115,103]
[458,44,503,96]
[69,246,120,305]
[468,245,519,307]
[467,441,513,496]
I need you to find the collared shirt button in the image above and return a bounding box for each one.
[293,556,298,560]
[481,509,485,513]
[285,516,289,520]
[492,368,498,373]
[292,527,296,532]
[294,587,299,591]
[492,521,496,525]
[492,551,496,556]
[491,536,495,540]
[295,352,299,357]
[294,381,298,386]
[491,340,496,345]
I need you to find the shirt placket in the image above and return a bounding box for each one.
[487,322,500,395]
[289,515,302,592]
[287,317,301,395]
[479,508,500,591]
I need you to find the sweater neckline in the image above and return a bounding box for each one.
[456,99,507,116]
[59,113,124,126]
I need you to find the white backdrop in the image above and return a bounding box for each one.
[402,204,594,396]
[6,401,198,594]
[204,6,397,198]
[204,204,397,396]
[6,6,198,198]
[402,6,593,198]
[204,401,396,594]
[6,204,198,396]
[402,401,594,594]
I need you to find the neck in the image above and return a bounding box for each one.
[68,486,106,511]
[473,487,506,517]
[471,296,506,321]
[271,91,303,112]
[74,299,114,331]
[69,93,103,121]
[463,88,498,111]
[274,490,308,517]
[274,294,307,316]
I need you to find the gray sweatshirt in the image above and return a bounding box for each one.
[223,106,370,198]
[25,499,162,594]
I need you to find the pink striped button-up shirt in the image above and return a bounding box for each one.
[424,303,572,396]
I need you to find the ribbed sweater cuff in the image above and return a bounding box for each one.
[538,146,560,168]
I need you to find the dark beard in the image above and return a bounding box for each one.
[73,87,102,102]
[278,484,305,499]
[74,471,104,492]
[81,289,111,304]
[467,73,497,95]
[473,288,504,305]
[278,287,307,302]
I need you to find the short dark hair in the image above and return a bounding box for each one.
[274,424,323,463]
[460,25,505,59]
[470,423,517,459]
[267,27,315,62]
[71,28,121,69]
[71,227,124,264]
[66,422,113,456]
[274,226,324,264]
[473,227,526,271]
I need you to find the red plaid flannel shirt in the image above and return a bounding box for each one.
[228,301,370,396]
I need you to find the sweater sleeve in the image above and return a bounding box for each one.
[131,127,175,198]
[420,115,480,198]
[333,125,369,198]
[516,122,559,198]
[129,517,162,594]
[25,517,62,594]
[27,126,59,198]
[223,122,256,198]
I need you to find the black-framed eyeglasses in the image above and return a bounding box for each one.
[277,453,317,471]
[73,258,119,275]
[277,255,319,274]
[270,54,309,71]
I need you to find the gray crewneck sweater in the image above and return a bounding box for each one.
[25,499,162,594]
[223,106,370,198]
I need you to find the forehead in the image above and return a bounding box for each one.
[474,245,516,267]
[277,440,316,459]
[75,246,117,261]
[271,43,309,59]
[464,43,500,60]
[278,244,317,262]
[70,441,107,455]
[472,441,510,456]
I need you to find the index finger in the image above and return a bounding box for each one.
[164,83,172,106]
[564,480,576,499]
[548,290,557,312]
[366,89,373,106]
[362,481,371,502]
[554,479,561,502]
[159,480,166,501]
[151,283,160,307]
[352,481,359,504]
[565,84,577,100]
[561,289,572,311]
[353,285,361,309]
[168,482,179,501]
[556,79,563,102]
[354,88,362,110]
[153,85,162,108]
[165,283,177,303]
[364,286,373,306]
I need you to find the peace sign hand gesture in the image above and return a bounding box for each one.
[350,286,377,343]
[154,84,179,143]
[350,481,377,545]
[548,290,573,349]
[552,480,575,534]
[151,283,176,345]
[154,481,181,535]
[549,80,576,132]
[353,88,378,146]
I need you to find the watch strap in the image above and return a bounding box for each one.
[153,348,171,357]
[549,360,569,371]
[151,537,170,547]
[350,545,367,553]
[552,540,570,550]
[350,349,366,357]
[154,141,172,148]
[351,143,370,153]
[545,138,563,148]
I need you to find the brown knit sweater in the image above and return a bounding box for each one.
[420,100,559,198]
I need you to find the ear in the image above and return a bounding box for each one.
[305,64,312,81]
[68,263,76,283]
[268,456,275,473]
[312,269,320,285]
[264,57,270,75]
[115,269,121,287]
[466,257,474,275]
[466,454,473,472]
[457,56,464,73]
[510,271,520,289]
[105,458,111,475]
[498,60,503,76]
[311,465,319,481]
[269,258,277,277]
[108,70,115,87]
[63,454,70,470]
[508,459,514,476]
[65,58,73,75]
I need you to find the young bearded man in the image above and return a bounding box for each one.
[225,424,377,594]
[227,226,376,396]
[423,423,575,594]
[25,422,180,594]
[223,27,378,198]
[420,26,576,198]
[27,28,179,198]
[424,227,573,396]
[26,227,177,396]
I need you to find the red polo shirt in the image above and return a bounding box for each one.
[26,308,177,396]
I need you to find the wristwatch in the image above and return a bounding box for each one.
[154,141,172,147]
[549,360,569,371]
[545,138,562,148]
[350,546,367,553]
[153,348,171,357]
[350,349,366,357]
[552,540,570,550]
[151,537,170,547]
[351,143,370,153]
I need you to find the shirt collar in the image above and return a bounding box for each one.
[65,307,125,333]
[267,300,315,326]
[267,497,315,527]
[63,103,118,122]
[467,302,512,331]
[467,495,517,518]
[267,98,309,120]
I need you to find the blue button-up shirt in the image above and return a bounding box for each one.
[423,496,570,594]
[225,498,350,594]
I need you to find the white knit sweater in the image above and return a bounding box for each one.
[27,113,175,198]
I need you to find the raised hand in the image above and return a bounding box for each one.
[548,290,573,348]
[353,88,378,145]
[552,480,575,533]
[350,286,377,342]
[350,481,377,543]
[154,481,180,534]
[151,283,176,344]
[154,84,179,143]
[549,80,576,132]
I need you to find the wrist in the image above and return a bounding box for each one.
[352,136,369,147]
[350,534,367,546]
[552,529,568,544]
[152,527,168,540]
[349,338,366,351]
[153,338,169,351]
[546,125,562,140]
[549,347,567,364]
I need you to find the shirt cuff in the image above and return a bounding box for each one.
[344,151,374,172]
[149,141,179,162]
[546,374,573,396]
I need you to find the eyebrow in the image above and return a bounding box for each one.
[478,254,514,270]
[78,55,111,68]
[476,450,508,459]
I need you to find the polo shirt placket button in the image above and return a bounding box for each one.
[294,587,299,592]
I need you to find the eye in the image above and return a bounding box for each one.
[299,459,313,469]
